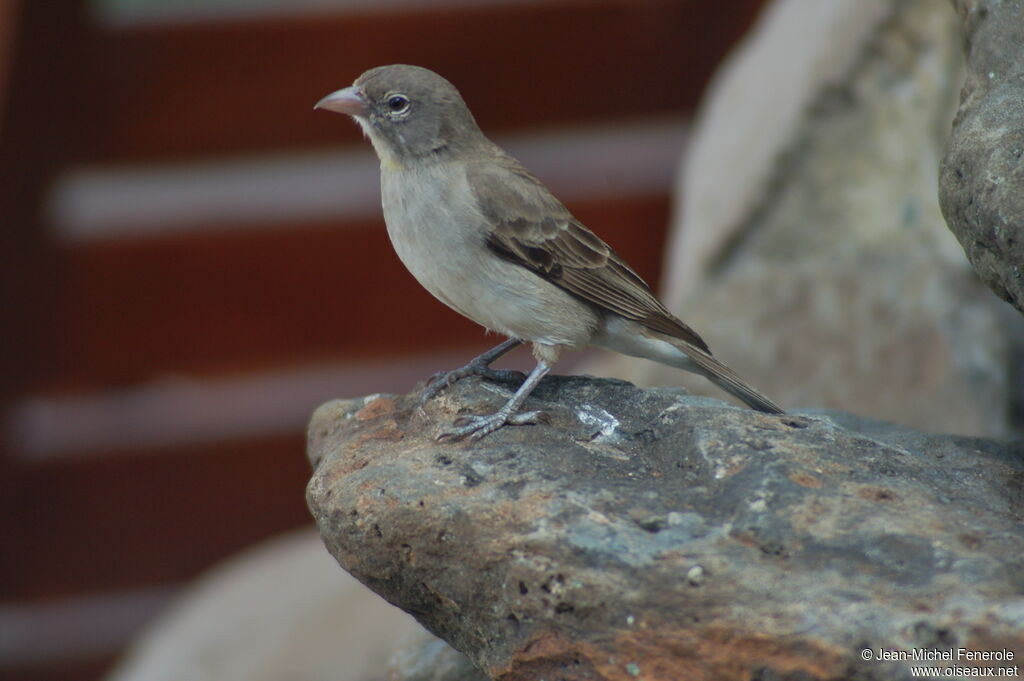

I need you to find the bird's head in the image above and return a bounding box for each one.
[315,64,486,168]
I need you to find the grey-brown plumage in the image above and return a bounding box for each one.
[316,64,783,440]
[471,161,710,352]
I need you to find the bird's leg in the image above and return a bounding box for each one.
[420,338,524,404]
[437,359,551,442]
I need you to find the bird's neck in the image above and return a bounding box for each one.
[377,139,493,172]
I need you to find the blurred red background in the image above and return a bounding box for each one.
[0,1,764,679]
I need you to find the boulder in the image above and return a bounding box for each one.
[939,0,1024,313]
[306,376,1024,681]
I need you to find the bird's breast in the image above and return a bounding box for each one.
[379,163,597,347]
[380,164,484,308]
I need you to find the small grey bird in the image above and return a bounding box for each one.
[316,64,783,441]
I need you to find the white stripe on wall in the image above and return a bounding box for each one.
[0,586,175,665]
[96,0,590,28]
[48,119,686,241]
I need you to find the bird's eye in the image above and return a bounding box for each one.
[385,94,410,115]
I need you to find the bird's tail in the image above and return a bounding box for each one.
[680,345,785,414]
[590,316,785,414]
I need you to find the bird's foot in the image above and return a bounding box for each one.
[436,409,545,442]
[420,362,525,405]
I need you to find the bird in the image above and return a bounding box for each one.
[315,64,783,441]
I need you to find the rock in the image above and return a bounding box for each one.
[389,629,490,681]
[306,376,1024,681]
[104,531,424,681]
[589,0,1023,437]
[661,0,895,298]
[939,0,1024,313]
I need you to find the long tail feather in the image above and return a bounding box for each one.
[682,346,784,414]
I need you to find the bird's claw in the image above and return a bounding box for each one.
[420,371,457,404]
[420,363,526,405]
[436,409,545,442]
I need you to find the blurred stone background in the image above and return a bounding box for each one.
[588,0,1023,438]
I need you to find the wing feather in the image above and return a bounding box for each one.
[470,156,710,353]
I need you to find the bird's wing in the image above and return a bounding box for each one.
[468,156,710,353]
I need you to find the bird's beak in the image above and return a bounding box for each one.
[314,86,369,117]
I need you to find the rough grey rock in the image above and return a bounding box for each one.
[939,0,1024,313]
[306,375,1024,681]
[594,0,1023,438]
